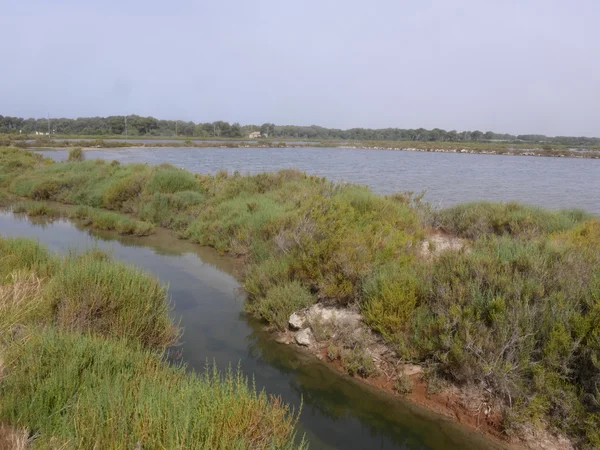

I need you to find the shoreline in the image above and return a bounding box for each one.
[18,141,600,159]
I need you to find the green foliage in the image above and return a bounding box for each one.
[0,329,303,450]
[433,201,592,239]
[248,281,315,331]
[341,346,378,378]
[67,147,84,161]
[395,373,414,395]
[68,206,155,236]
[146,165,201,194]
[44,249,178,349]
[0,237,56,280]
[102,173,147,209]
[12,201,59,217]
[362,265,419,341]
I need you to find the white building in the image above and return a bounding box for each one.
[248,131,261,139]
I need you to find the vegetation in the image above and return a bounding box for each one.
[68,205,155,236]
[12,201,59,217]
[1,146,599,446]
[0,235,303,449]
[2,114,600,147]
[67,147,83,161]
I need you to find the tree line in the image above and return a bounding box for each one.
[1,114,598,146]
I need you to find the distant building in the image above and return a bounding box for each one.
[248,131,261,139]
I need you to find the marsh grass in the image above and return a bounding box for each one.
[0,329,303,450]
[45,251,178,349]
[68,205,155,236]
[12,201,58,217]
[0,236,303,449]
[433,201,592,239]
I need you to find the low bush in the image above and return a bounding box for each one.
[247,281,315,331]
[67,147,84,161]
[146,165,201,194]
[395,373,414,395]
[12,201,59,217]
[361,265,420,341]
[0,237,56,280]
[102,173,147,209]
[68,206,155,236]
[433,201,591,239]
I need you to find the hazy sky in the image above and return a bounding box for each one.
[1,0,599,136]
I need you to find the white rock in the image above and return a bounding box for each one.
[401,364,423,376]
[295,328,314,346]
[288,312,306,330]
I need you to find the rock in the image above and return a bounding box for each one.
[295,328,314,346]
[288,312,306,330]
[306,304,361,329]
[401,364,423,376]
[275,332,293,345]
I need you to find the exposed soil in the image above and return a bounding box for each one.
[276,300,575,450]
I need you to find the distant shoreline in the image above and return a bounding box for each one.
[24,139,600,159]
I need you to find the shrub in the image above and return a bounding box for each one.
[248,281,315,331]
[30,179,65,200]
[67,147,84,161]
[434,201,591,239]
[361,266,419,341]
[44,251,178,349]
[341,346,377,378]
[0,237,55,279]
[102,174,146,209]
[395,373,414,395]
[146,166,200,194]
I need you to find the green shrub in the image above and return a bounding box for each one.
[362,266,419,341]
[43,250,177,349]
[341,346,377,378]
[102,173,146,209]
[67,147,84,161]
[12,201,59,217]
[248,281,315,330]
[0,237,55,280]
[244,257,292,299]
[30,179,65,200]
[434,201,591,239]
[146,165,200,194]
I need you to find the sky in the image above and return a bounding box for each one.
[1,0,599,136]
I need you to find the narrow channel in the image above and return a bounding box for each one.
[0,211,507,450]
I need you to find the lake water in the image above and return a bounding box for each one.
[38,147,600,214]
[0,211,505,450]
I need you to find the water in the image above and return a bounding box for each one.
[0,211,505,450]
[38,147,600,214]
